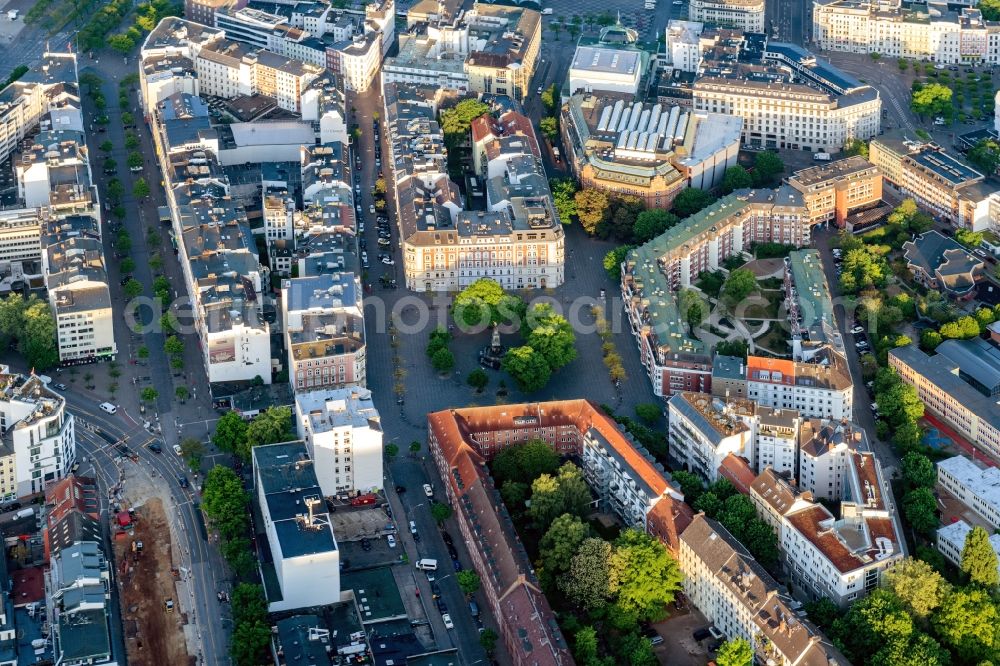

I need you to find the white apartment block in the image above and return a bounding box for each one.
[813,0,1000,65]
[0,52,79,166]
[253,441,341,612]
[745,352,853,421]
[755,407,802,477]
[293,388,382,496]
[889,345,1000,461]
[937,520,1000,577]
[0,372,76,498]
[937,455,1000,530]
[43,216,117,364]
[666,20,705,73]
[751,456,904,608]
[688,0,765,33]
[693,43,881,154]
[667,392,754,482]
[281,273,366,393]
[264,192,296,241]
[680,515,847,665]
[798,420,867,501]
[0,209,43,264]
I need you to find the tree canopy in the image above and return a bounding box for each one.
[452,279,524,329]
[560,537,613,612]
[632,209,679,243]
[524,303,577,372]
[961,525,1000,588]
[440,99,490,150]
[538,513,589,588]
[491,439,560,486]
[202,465,250,539]
[550,178,578,224]
[213,411,248,455]
[967,138,1000,175]
[242,407,294,459]
[528,463,592,529]
[502,345,552,392]
[721,166,753,194]
[721,268,757,305]
[752,151,785,186]
[672,188,716,218]
[608,529,683,622]
[575,189,611,235]
[911,83,953,118]
[883,558,951,620]
[840,247,890,293]
[715,638,753,666]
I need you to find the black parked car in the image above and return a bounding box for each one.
[395,485,406,493]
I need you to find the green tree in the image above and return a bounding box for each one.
[608,529,683,621]
[967,138,1000,174]
[721,166,753,193]
[202,465,250,538]
[618,632,656,666]
[940,315,981,339]
[982,0,1000,20]
[575,189,610,235]
[175,386,189,402]
[911,83,953,118]
[670,470,704,504]
[722,268,757,305]
[752,151,784,186]
[107,179,125,202]
[221,537,256,578]
[804,598,841,629]
[715,637,753,666]
[125,133,139,150]
[179,437,205,470]
[103,157,117,173]
[920,329,943,351]
[140,387,158,402]
[502,345,552,392]
[479,628,498,658]
[603,246,632,281]
[100,140,113,152]
[632,209,679,243]
[672,188,715,217]
[136,345,150,360]
[431,347,455,372]
[120,257,136,274]
[830,589,914,662]
[538,513,589,586]
[231,617,271,666]
[528,463,591,529]
[20,298,58,370]
[430,502,452,524]
[212,412,248,453]
[560,537,613,612]
[882,558,951,620]
[692,491,723,518]
[961,525,1000,588]
[440,99,490,172]
[164,335,184,356]
[456,569,480,596]
[549,178,578,223]
[243,407,294,457]
[903,487,939,536]
[107,33,134,54]
[385,443,398,460]
[231,583,267,624]
[540,83,560,114]
[525,304,577,371]
[467,368,489,391]
[844,138,870,158]
[452,278,523,329]
[539,116,559,142]
[932,587,1000,663]
[956,228,984,247]
[127,151,142,169]
[491,439,560,485]
[634,403,662,425]
[574,626,599,664]
[840,248,889,293]
[901,452,936,490]
[132,178,150,199]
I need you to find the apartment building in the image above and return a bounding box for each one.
[281,273,365,392]
[785,249,845,362]
[889,345,1000,461]
[937,455,1000,530]
[668,392,754,481]
[902,230,983,298]
[426,401,693,664]
[42,215,117,364]
[0,52,79,166]
[680,515,847,665]
[383,3,540,101]
[937,520,1000,577]
[46,541,113,665]
[666,20,705,73]
[745,352,854,420]
[293,388,382,495]
[870,134,995,231]
[185,0,246,27]
[560,93,742,205]
[624,188,810,290]
[813,0,1000,64]
[750,458,904,608]
[0,209,44,264]
[253,441,340,612]
[688,0,765,32]
[798,419,867,501]
[384,83,564,292]
[693,43,881,152]
[786,156,883,227]
[0,372,76,498]
[17,129,97,213]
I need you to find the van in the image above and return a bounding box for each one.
[99,402,117,414]
[415,558,438,571]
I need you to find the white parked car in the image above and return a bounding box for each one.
[850,326,864,334]
[442,613,454,629]
[387,534,396,548]
[173,444,183,455]
[423,483,433,498]
[410,520,418,534]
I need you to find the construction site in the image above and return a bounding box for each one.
[113,498,193,666]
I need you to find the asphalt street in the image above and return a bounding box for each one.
[766,0,809,43]
[61,387,230,666]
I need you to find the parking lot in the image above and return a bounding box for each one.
[329,506,395,541]
[656,607,713,666]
